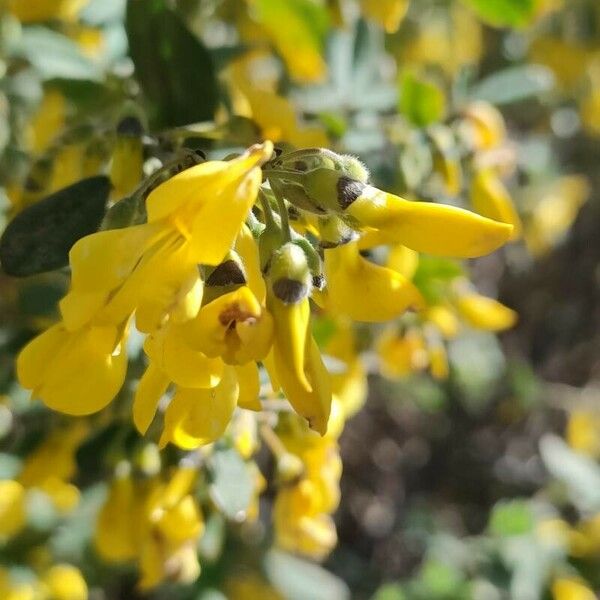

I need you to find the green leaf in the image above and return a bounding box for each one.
[208,446,253,521]
[0,176,111,277]
[17,276,67,319]
[540,434,600,512]
[264,550,350,600]
[125,0,219,128]
[11,27,102,81]
[399,71,446,127]
[448,332,505,413]
[470,65,555,105]
[198,512,225,562]
[460,0,536,28]
[489,500,534,536]
[372,583,406,600]
[415,560,469,599]
[412,256,463,305]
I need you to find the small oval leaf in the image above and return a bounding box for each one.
[0,176,110,277]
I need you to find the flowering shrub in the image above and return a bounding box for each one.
[0,0,598,599]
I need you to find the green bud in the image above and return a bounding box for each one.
[291,237,324,290]
[259,220,286,273]
[301,168,368,213]
[268,148,369,183]
[268,242,312,304]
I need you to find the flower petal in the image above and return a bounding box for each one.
[133,363,170,435]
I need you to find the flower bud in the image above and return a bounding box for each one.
[268,243,312,304]
[291,237,324,290]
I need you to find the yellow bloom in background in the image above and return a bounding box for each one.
[0,480,26,540]
[552,578,597,600]
[470,169,522,240]
[400,5,483,75]
[48,144,86,194]
[459,101,507,151]
[19,424,87,513]
[250,0,327,83]
[455,291,517,332]
[138,468,204,589]
[226,573,283,600]
[8,0,88,23]
[95,473,141,562]
[41,564,88,600]
[227,56,328,147]
[360,0,409,33]
[423,305,459,339]
[523,176,589,257]
[27,90,67,155]
[567,411,600,458]
[274,479,338,558]
[529,38,595,90]
[377,327,428,378]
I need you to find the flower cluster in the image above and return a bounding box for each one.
[16,142,513,446]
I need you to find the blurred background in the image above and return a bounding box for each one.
[1,0,600,599]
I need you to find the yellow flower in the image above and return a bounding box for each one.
[95,473,141,562]
[324,320,368,417]
[265,244,332,435]
[360,0,408,33]
[183,286,273,366]
[159,365,240,449]
[226,573,283,600]
[470,169,522,240]
[8,0,88,23]
[552,578,597,600]
[250,0,326,82]
[344,185,513,258]
[48,144,86,193]
[324,241,423,322]
[377,327,428,378]
[17,323,128,416]
[138,468,204,589]
[60,142,272,333]
[401,5,482,75]
[42,564,88,600]
[19,423,87,513]
[567,411,600,458]
[459,101,507,150]
[423,305,459,339]
[0,480,26,539]
[110,118,144,199]
[523,176,589,257]
[273,479,337,559]
[27,90,66,154]
[455,291,517,332]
